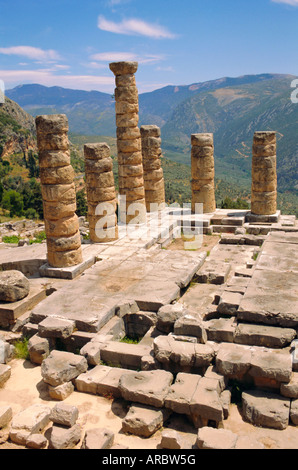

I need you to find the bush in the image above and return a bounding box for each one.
[25,208,38,220]
[2,235,20,244]
[1,189,24,217]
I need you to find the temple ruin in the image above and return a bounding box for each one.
[0,61,297,450]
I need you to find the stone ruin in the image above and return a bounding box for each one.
[0,61,297,450]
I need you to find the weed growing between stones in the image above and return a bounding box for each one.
[13,337,29,360]
[120,335,142,345]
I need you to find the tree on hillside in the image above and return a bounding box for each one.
[2,189,24,217]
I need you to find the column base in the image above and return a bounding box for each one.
[245,210,281,224]
[39,255,96,280]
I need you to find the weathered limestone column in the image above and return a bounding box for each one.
[109,61,146,224]
[35,114,83,268]
[140,125,165,212]
[251,131,277,215]
[191,133,216,214]
[84,143,118,242]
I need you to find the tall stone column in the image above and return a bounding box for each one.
[191,133,216,214]
[35,114,83,268]
[109,61,146,224]
[84,143,118,242]
[140,125,165,212]
[251,131,277,215]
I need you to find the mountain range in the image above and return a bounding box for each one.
[5,73,298,210]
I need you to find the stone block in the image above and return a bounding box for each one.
[38,316,75,339]
[160,429,184,449]
[0,364,11,387]
[197,427,238,449]
[165,372,201,415]
[249,349,292,383]
[242,390,290,430]
[157,303,188,333]
[281,373,298,398]
[173,315,207,343]
[234,323,296,349]
[81,428,114,449]
[75,365,112,395]
[217,292,243,316]
[122,404,170,438]
[190,377,224,424]
[203,317,237,343]
[0,406,12,428]
[216,343,252,379]
[26,433,48,449]
[10,404,51,444]
[48,381,74,401]
[50,403,79,427]
[41,350,88,387]
[28,334,51,365]
[48,423,81,449]
[100,341,152,370]
[119,370,173,408]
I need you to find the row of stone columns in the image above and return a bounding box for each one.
[190,130,277,215]
[35,61,278,269]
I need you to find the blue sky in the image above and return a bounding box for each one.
[0,0,297,94]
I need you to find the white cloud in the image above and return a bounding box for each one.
[0,68,115,92]
[0,46,61,62]
[271,0,298,5]
[91,51,138,62]
[97,16,176,39]
[90,51,165,64]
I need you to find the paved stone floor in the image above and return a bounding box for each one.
[0,208,297,449]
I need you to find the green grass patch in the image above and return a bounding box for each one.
[120,335,142,345]
[2,235,20,244]
[29,230,46,244]
[13,337,29,360]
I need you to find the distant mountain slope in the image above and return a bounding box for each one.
[6,73,298,197]
[161,76,298,193]
[0,97,36,158]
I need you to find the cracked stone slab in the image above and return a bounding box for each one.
[242,390,290,430]
[164,372,202,415]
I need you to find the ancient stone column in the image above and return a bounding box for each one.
[191,133,216,214]
[35,114,83,268]
[109,61,146,224]
[84,143,118,243]
[251,131,277,215]
[140,125,165,212]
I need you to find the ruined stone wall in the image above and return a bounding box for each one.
[36,114,83,268]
